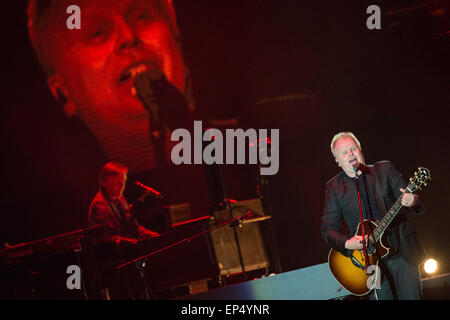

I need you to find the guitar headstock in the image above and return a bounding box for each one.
[407,167,431,192]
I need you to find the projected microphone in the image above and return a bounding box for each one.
[132,69,192,167]
[135,181,164,199]
[133,69,191,132]
[133,69,164,131]
[132,69,169,167]
[352,161,366,172]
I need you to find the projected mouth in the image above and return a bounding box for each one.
[119,62,156,83]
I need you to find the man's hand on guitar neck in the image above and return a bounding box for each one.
[345,235,369,250]
[400,188,419,207]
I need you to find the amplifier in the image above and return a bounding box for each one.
[211,199,271,277]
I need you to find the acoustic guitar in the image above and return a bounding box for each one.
[328,167,431,296]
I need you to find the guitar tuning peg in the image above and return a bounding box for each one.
[424,183,427,186]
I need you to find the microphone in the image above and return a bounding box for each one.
[133,69,164,132]
[133,69,191,132]
[352,161,366,172]
[228,209,255,228]
[132,69,191,167]
[135,181,164,199]
[132,69,168,166]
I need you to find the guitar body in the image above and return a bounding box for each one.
[328,219,391,296]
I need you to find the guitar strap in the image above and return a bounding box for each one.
[369,165,387,217]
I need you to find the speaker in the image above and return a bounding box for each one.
[210,198,270,276]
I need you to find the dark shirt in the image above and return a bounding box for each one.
[345,172,382,221]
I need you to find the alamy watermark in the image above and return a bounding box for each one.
[66,265,81,290]
[66,4,381,31]
[170,121,279,175]
[66,5,81,30]
[366,5,381,30]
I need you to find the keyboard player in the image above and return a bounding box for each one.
[88,161,160,244]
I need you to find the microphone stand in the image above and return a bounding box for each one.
[257,173,282,274]
[125,185,166,300]
[204,137,248,281]
[115,212,252,270]
[353,163,379,300]
[256,137,282,275]
[353,167,369,270]
[224,199,248,281]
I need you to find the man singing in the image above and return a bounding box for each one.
[321,132,426,299]
[89,161,159,243]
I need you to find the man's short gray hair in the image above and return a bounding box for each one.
[330,132,362,158]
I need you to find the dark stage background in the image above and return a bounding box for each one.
[1,0,449,276]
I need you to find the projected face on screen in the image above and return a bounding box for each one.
[28,0,188,172]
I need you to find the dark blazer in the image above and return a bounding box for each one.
[321,161,427,266]
[88,190,143,239]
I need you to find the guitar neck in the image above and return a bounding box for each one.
[371,191,408,241]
